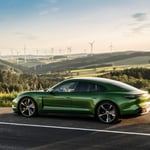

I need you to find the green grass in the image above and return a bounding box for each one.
[0,92,18,107]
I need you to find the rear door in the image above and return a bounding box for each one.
[71,81,106,113]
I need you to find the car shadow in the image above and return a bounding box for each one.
[1,108,150,130]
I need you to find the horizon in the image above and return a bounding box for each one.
[0,49,150,57]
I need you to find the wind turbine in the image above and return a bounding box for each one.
[67,47,72,58]
[16,50,20,65]
[24,45,27,63]
[110,42,113,55]
[51,48,54,62]
[10,49,14,60]
[89,41,95,55]
[36,49,39,60]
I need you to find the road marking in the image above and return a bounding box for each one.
[0,121,150,136]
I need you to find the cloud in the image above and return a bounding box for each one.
[39,7,59,16]
[50,7,59,12]
[47,0,58,4]
[129,12,150,34]
[39,10,49,16]
[132,23,150,33]
[38,0,59,16]
[15,32,38,40]
[132,13,147,22]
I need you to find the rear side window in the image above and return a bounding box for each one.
[75,81,106,92]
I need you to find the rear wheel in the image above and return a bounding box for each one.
[19,97,37,117]
[96,101,119,124]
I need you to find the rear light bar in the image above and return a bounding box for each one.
[125,93,149,99]
[125,95,138,99]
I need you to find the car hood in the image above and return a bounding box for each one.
[18,90,45,97]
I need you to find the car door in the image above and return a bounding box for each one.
[71,81,106,113]
[42,80,78,112]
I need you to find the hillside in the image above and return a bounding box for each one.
[0,51,150,74]
[29,51,150,74]
[0,59,29,73]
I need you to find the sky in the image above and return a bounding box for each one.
[0,0,150,55]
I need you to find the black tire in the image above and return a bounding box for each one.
[19,97,37,117]
[96,101,119,124]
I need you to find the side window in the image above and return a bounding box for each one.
[53,81,78,93]
[89,83,106,92]
[75,82,89,92]
[75,81,106,92]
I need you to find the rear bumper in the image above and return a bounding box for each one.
[121,101,150,116]
[135,102,150,115]
[140,102,150,114]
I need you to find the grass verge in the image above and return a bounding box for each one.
[0,92,18,107]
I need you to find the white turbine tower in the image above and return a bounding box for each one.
[36,49,39,60]
[89,41,95,55]
[51,48,54,62]
[16,50,20,65]
[67,47,72,58]
[11,49,14,60]
[24,45,27,63]
[110,42,113,55]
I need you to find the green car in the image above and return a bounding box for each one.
[12,77,150,124]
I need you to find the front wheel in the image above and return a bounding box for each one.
[96,101,119,124]
[19,97,37,117]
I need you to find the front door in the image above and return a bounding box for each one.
[42,81,78,112]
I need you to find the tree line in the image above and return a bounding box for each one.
[0,70,63,93]
[0,67,150,93]
[102,67,150,92]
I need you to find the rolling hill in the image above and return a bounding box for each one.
[0,51,150,74]
[29,51,150,74]
[0,59,29,73]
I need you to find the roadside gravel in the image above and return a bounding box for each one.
[0,107,12,114]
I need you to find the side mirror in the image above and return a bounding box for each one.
[44,88,48,92]
[48,89,56,95]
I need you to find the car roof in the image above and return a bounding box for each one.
[67,77,119,84]
[67,77,140,91]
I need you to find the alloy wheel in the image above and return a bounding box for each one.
[19,97,36,117]
[97,102,118,124]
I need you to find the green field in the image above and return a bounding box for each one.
[64,64,150,78]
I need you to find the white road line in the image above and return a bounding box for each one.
[0,121,150,136]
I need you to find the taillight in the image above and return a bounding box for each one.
[125,95,138,99]
[125,93,149,99]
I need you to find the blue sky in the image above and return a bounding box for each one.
[0,0,150,55]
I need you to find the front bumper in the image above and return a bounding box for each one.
[12,98,18,113]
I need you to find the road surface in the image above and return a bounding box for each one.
[0,107,150,150]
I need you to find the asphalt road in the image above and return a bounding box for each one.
[0,107,150,150]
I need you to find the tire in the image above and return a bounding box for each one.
[19,97,37,117]
[96,101,119,124]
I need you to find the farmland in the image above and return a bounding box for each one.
[66,64,150,78]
